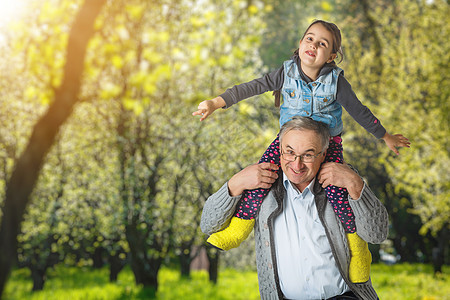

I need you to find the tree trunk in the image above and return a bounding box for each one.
[92,247,105,269]
[179,242,192,278]
[432,227,448,274]
[206,247,220,284]
[117,114,164,291]
[108,253,126,282]
[369,244,380,263]
[0,1,106,297]
[126,224,162,291]
[180,255,191,278]
[24,244,59,292]
[30,267,46,291]
[129,255,161,287]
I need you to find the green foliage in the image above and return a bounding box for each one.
[1,0,448,290]
[4,264,449,300]
[374,0,449,237]
[340,0,450,237]
[2,0,274,286]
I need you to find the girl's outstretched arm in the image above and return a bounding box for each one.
[192,96,226,121]
[382,132,411,155]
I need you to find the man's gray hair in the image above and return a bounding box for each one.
[279,116,330,151]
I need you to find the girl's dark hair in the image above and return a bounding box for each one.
[274,20,343,107]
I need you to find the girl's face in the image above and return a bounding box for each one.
[298,23,337,71]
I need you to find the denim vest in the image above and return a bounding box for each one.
[280,60,343,136]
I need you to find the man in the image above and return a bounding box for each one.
[200,117,388,300]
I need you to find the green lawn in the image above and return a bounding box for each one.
[3,264,449,299]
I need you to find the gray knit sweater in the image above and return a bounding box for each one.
[200,172,389,300]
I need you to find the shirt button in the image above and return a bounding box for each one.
[268,263,272,269]
[323,98,328,102]
[264,223,268,229]
[265,241,269,247]
[304,99,310,103]
[290,91,295,97]
[312,83,317,86]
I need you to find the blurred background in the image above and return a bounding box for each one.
[0,0,448,299]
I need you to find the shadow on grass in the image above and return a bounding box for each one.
[119,287,157,300]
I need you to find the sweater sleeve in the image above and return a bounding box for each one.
[219,66,284,108]
[348,183,389,244]
[336,75,387,139]
[200,182,243,235]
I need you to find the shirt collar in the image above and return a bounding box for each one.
[283,172,315,199]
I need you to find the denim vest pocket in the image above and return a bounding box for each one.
[282,88,300,109]
[314,95,338,127]
[314,94,334,113]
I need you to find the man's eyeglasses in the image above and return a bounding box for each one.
[281,147,323,163]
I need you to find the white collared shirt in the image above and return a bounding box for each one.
[273,173,349,299]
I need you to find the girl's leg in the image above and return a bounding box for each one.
[325,136,371,283]
[324,136,356,233]
[235,136,280,220]
[207,136,280,251]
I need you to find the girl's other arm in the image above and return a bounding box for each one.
[192,96,226,121]
[381,132,410,155]
[337,76,410,154]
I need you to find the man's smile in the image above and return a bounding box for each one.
[290,167,305,175]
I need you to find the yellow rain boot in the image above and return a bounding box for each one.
[207,217,256,251]
[347,232,372,283]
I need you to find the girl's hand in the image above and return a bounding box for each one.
[382,132,411,155]
[192,97,226,121]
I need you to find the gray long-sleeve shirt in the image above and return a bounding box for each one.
[220,54,387,139]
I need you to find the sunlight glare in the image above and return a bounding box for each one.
[0,0,28,28]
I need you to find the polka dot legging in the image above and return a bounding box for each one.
[234,134,356,234]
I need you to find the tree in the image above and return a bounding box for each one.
[340,0,449,265]
[17,144,67,291]
[81,0,272,290]
[375,0,449,270]
[0,0,106,296]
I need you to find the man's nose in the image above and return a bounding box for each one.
[293,157,305,169]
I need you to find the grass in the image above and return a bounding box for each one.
[3,264,449,299]
[371,264,449,300]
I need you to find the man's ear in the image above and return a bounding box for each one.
[320,150,327,163]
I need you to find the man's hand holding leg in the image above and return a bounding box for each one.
[317,162,364,200]
[228,162,279,197]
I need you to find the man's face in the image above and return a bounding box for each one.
[280,129,326,192]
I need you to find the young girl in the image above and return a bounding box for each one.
[192,20,409,283]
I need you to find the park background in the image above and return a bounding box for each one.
[0,0,448,299]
